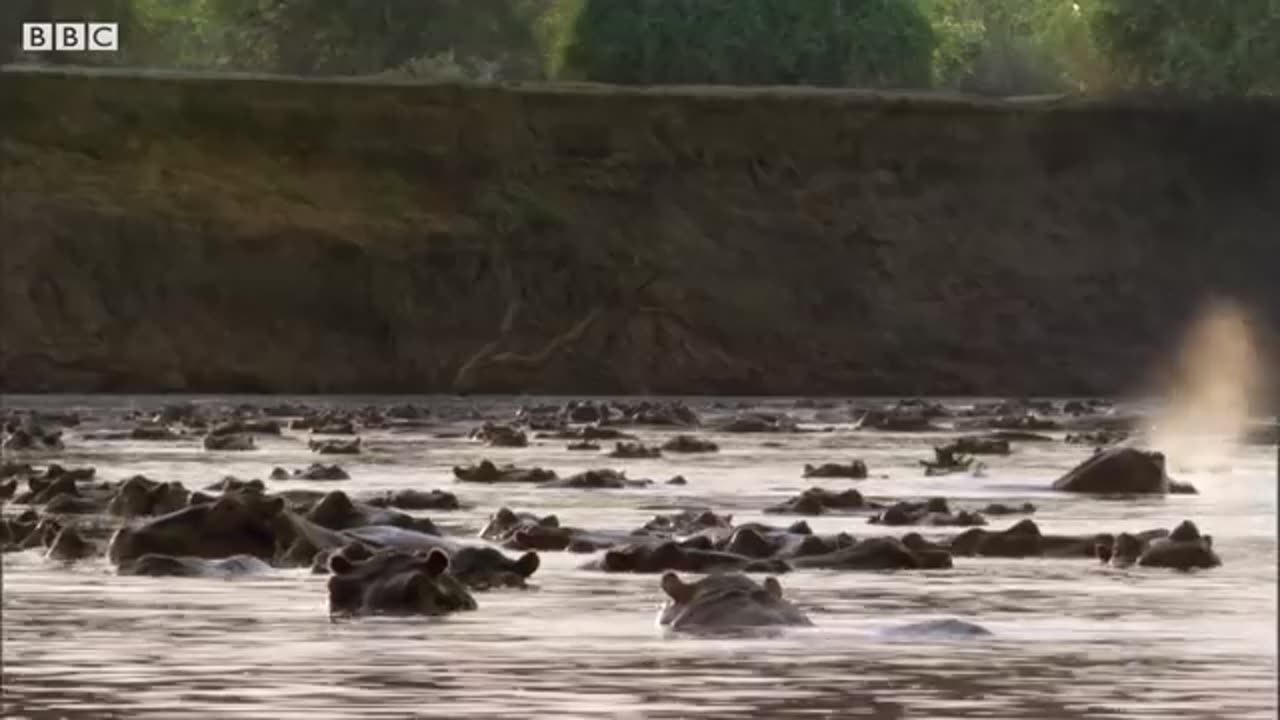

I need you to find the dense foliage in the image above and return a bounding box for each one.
[2,0,1276,94]
[545,0,935,88]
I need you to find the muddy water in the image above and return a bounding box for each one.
[2,396,1276,720]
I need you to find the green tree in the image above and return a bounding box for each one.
[230,0,549,78]
[1089,0,1280,94]
[545,0,936,88]
[923,0,1104,94]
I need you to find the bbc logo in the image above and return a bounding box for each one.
[22,23,119,52]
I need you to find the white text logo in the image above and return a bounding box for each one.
[22,23,119,52]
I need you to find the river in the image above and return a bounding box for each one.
[2,395,1276,719]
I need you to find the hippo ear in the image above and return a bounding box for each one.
[660,572,693,603]
[1095,543,1113,564]
[424,549,449,578]
[763,577,784,600]
[514,551,540,578]
[328,554,354,575]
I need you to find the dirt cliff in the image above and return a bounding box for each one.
[2,68,1278,395]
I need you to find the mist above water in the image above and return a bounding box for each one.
[1145,299,1269,474]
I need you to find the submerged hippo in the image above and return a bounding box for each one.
[107,492,285,565]
[299,521,542,590]
[765,487,871,515]
[660,435,719,453]
[802,460,868,479]
[585,540,789,574]
[452,460,556,484]
[327,547,477,618]
[118,553,273,577]
[790,536,953,571]
[879,618,993,639]
[869,498,987,527]
[608,441,662,459]
[1097,520,1221,570]
[657,572,812,632]
[204,433,255,451]
[1052,447,1197,494]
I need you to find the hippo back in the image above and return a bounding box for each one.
[108,493,284,564]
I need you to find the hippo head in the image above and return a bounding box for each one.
[657,572,813,632]
[108,492,285,565]
[309,541,375,575]
[1099,532,1145,567]
[107,475,158,517]
[45,525,95,562]
[327,548,478,617]
[725,527,776,559]
[447,546,540,589]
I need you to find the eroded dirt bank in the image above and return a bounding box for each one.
[1,68,1277,395]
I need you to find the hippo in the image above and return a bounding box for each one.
[567,441,600,451]
[920,447,974,476]
[1052,447,1196,494]
[947,519,1107,559]
[327,547,478,618]
[470,423,527,448]
[660,435,719,453]
[616,400,700,427]
[790,536,953,571]
[309,438,361,455]
[44,525,97,562]
[722,524,850,560]
[879,618,993,639]
[270,464,349,481]
[856,408,941,432]
[939,436,1011,456]
[869,498,987,527]
[209,419,282,436]
[658,572,812,632]
[336,525,541,590]
[118,553,273,577]
[305,490,438,535]
[360,489,461,511]
[981,502,1037,516]
[585,540,789,574]
[1138,521,1220,569]
[205,476,266,494]
[539,469,651,490]
[765,487,870,515]
[452,460,557,484]
[0,477,17,501]
[107,492,285,564]
[717,413,799,433]
[540,426,635,442]
[607,441,662,459]
[640,509,734,537]
[2,427,65,452]
[802,461,868,479]
[1065,430,1128,447]
[106,476,191,517]
[311,420,357,435]
[478,508,625,553]
[1098,521,1220,570]
[204,433,255,451]
[128,424,183,441]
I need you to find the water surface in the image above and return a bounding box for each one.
[2,395,1276,719]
